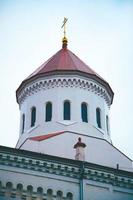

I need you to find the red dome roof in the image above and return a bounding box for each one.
[27,48,102,79]
[16,47,114,103]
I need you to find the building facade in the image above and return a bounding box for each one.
[0,35,133,199]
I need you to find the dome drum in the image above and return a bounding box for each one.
[16,46,113,157]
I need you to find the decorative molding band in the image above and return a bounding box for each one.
[0,151,133,189]
[0,183,73,199]
[17,77,111,106]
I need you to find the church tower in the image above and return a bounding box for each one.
[16,20,131,170]
[0,19,132,200]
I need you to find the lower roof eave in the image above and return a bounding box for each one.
[0,145,132,177]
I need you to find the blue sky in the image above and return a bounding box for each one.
[0,0,133,163]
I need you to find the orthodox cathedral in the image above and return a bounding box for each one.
[0,20,133,200]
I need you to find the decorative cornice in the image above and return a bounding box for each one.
[0,146,132,190]
[17,77,111,107]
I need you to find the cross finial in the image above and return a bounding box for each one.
[61,17,68,48]
[61,17,68,37]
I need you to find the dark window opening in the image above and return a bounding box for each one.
[106,115,109,134]
[67,192,73,200]
[47,189,53,198]
[22,114,25,133]
[31,107,36,127]
[64,100,70,120]
[81,103,88,122]
[45,102,52,122]
[96,108,101,128]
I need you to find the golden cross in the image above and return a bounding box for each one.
[61,17,68,37]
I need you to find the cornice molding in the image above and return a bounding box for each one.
[0,150,132,190]
[17,77,111,107]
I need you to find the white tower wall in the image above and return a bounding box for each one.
[17,75,111,150]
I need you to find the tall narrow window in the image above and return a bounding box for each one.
[81,102,88,122]
[64,100,70,120]
[45,102,52,122]
[22,114,25,133]
[31,107,36,127]
[106,115,109,134]
[96,108,101,128]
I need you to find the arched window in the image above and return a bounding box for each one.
[106,115,109,134]
[81,102,88,122]
[6,182,12,190]
[64,100,70,120]
[16,183,23,198]
[22,114,25,133]
[37,187,43,198]
[56,190,63,199]
[47,189,53,200]
[31,107,36,127]
[17,183,23,192]
[6,182,12,197]
[45,102,52,122]
[27,185,33,197]
[96,108,101,128]
[66,192,73,200]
